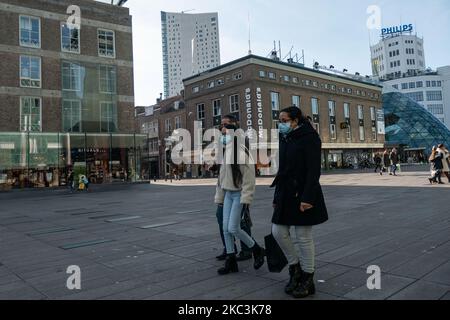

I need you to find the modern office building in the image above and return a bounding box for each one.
[179,54,385,176]
[370,24,426,81]
[161,11,220,98]
[382,66,450,129]
[383,89,450,159]
[0,0,148,190]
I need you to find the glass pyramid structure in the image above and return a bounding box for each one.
[383,91,450,152]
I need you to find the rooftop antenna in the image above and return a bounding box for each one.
[283,46,294,61]
[248,12,252,55]
[181,9,195,13]
[279,41,282,61]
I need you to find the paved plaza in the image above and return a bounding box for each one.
[0,169,449,300]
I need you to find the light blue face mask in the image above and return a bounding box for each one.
[222,135,232,145]
[279,122,293,135]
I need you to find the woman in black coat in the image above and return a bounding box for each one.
[271,106,328,299]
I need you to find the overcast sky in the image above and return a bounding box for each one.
[97,0,450,106]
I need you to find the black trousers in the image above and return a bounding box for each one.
[216,205,252,252]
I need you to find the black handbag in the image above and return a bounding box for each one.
[264,233,288,273]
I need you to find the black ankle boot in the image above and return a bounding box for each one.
[216,249,227,261]
[285,263,303,295]
[292,272,316,299]
[217,254,238,275]
[251,242,265,270]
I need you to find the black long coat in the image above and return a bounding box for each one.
[271,121,329,226]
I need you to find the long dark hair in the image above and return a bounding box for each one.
[280,106,306,123]
[220,114,252,188]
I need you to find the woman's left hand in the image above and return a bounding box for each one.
[300,202,313,212]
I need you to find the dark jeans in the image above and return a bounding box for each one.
[216,205,252,253]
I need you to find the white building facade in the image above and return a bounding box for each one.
[161,11,221,98]
[370,27,426,81]
[383,66,450,129]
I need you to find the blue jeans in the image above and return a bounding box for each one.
[223,191,255,254]
[216,205,252,253]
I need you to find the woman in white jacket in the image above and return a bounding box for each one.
[214,120,265,275]
[437,144,450,183]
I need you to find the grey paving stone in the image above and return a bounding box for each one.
[1,175,449,300]
[191,277,279,300]
[389,252,449,279]
[363,252,417,273]
[423,261,450,285]
[100,284,168,300]
[388,280,450,300]
[343,274,415,300]
[316,269,371,296]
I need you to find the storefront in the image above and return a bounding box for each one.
[0,132,149,190]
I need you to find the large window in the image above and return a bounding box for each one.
[197,103,205,120]
[165,119,172,133]
[311,98,319,115]
[20,56,41,88]
[359,126,365,141]
[229,94,239,113]
[292,95,300,108]
[175,116,181,129]
[405,92,424,102]
[428,104,444,115]
[62,62,82,91]
[370,106,376,121]
[426,91,443,101]
[372,127,377,141]
[99,65,117,93]
[328,101,336,117]
[270,92,280,111]
[358,105,364,120]
[344,103,350,119]
[20,16,40,48]
[99,102,117,132]
[62,100,82,132]
[98,29,115,58]
[61,23,80,53]
[20,97,41,132]
[213,99,221,117]
[330,124,337,140]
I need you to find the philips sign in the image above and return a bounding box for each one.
[382,24,413,37]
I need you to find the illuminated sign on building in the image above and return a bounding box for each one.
[382,24,413,37]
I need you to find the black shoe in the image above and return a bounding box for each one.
[217,254,239,275]
[292,272,316,299]
[285,263,303,295]
[251,242,265,270]
[236,251,252,262]
[216,249,227,261]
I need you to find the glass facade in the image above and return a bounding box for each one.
[61,60,118,133]
[383,92,450,152]
[0,133,149,190]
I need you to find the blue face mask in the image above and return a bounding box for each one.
[279,122,293,135]
[222,135,232,145]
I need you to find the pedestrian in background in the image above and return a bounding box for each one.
[390,148,399,176]
[271,106,328,299]
[383,149,390,174]
[428,146,444,185]
[67,170,75,193]
[373,153,383,175]
[437,144,450,183]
